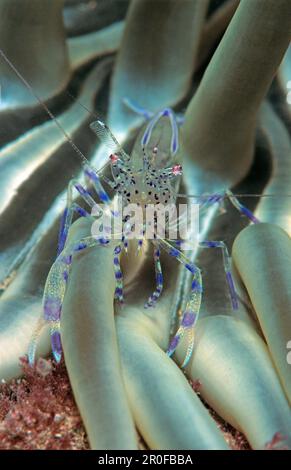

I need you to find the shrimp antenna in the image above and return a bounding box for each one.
[177,193,291,199]
[0,48,90,168]
[67,90,99,120]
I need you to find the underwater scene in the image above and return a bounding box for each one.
[0,0,291,454]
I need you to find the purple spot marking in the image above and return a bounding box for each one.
[156,273,163,285]
[115,271,122,280]
[115,287,123,296]
[51,332,62,356]
[62,255,72,265]
[209,194,223,203]
[98,237,110,245]
[75,242,87,251]
[185,263,196,274]
[99,191,110,203]
[169,248,180,258]
[77,207,88,217]
[205,241,217,248]
[191,280,201,290]
[162,109,170,117]
[169,335,180,351]
[44,297,61,321]
[75,183,87,196]
[181,312,196,327]
[63,271,69,282]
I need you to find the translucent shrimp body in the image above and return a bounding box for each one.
[31,106,259,367]
[0,47,259,367]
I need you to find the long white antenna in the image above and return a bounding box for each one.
[0,47,90,167]
[177,193,291,199]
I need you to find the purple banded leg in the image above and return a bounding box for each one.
[54,235,111,362]
[199,241,239,310]
[145,246,163,308]
[58,178,100,255]
[58,203,90,255]
[84,164,112,205]
[30,235,112,365]
[72,179,97,207]
[226,189,260,224]
[198,193,224,209]
[167,273,202,368]
[157,239,202,367]
[142,108,179,155]
[123,97,153,120]
[191,193,225,218]
[113,245,124,303]
[41,259,69,364]
[196,190,259,224]
[123,97,184,127]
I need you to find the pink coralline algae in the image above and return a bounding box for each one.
[0,357,89,450]
[0,357,253,450]
[264,432,289,450]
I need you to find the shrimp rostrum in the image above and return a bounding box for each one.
[28,105,259,368]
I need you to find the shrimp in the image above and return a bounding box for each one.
[0,48,259,368]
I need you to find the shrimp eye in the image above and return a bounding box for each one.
[109,153,119,164]
[172,164,183,176]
